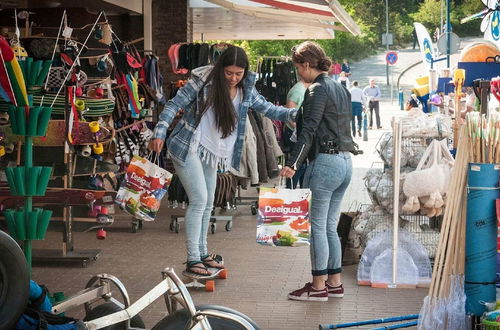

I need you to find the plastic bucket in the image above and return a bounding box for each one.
[7,105,17,132]
[3,210,17,238]
[14,210,26,240]
[12,167,26,196]
[13,106,26,135]
[36,209,52,240]
[36,107,52,136]
[26,209,40,240]
[36,167,52,196]
[26,106,41,136]
[5,167,18,195]
[26,167,41,196]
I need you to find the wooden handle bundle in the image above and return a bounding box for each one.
[466,112,500,164]
[429,124,468,299]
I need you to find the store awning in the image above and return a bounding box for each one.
[190,0,361,40]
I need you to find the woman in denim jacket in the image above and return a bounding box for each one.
[281,41,355,302]
[149,46,296,276]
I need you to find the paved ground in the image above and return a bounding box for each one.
[28,38,482,328]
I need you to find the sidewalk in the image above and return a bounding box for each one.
[30,103,424,329]
[28,48,434,328]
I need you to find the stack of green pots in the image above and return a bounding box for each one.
[3,103,53,273]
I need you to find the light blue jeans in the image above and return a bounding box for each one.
[303,152,352,276]
[172,151,217,263]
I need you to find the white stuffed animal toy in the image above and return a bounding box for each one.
[402,139,454,214]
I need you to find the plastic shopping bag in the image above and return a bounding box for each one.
[115,154,172,221]
[256,186,311,246]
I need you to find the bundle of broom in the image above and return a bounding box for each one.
[418,124,469,330]
[467,111,500,164]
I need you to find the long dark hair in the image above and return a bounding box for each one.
[199,46,249,138]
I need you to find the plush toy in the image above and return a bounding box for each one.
[403,139,454,214]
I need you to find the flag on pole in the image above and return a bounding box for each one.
[414,22,435,68]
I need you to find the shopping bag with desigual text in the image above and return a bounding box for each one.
[256,186,311,246]
[115,154,172,221]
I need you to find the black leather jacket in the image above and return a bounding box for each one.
[285,73,356,169]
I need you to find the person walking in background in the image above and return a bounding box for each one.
[363,79,382,129]
[433,27,440,42]
[338,71,350,89]
[341,59,351,76]
[283,78,311,189]
[349,81,365,138]
[149,46,296,277]
[281,41,356,302]
[329,60,341,81]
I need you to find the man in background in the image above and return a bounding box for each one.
[350,81,365,138]
[363,79,382,129]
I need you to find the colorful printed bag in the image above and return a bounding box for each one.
[115,154,172,221]
[256,186,311,246]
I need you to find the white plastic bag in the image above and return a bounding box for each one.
[115,154,172,221]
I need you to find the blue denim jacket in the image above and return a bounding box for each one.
[153,66,296,170]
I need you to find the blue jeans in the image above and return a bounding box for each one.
[351,102,362,136]
[172,151,217,263]
[303,152,352,276]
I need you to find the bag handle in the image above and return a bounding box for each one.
[146,151,160,165]
[277,156,291,189]
[438,138,455,164]
[415,139,437,170]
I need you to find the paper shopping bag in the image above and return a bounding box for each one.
[115,155,172,221]
[256,186,311,246]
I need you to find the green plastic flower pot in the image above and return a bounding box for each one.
[26,106,41,136]
[36,167,52,196]
[12,167,26,196]
[36,209,52,240]
[36,107,52,137]
[7,105,18,134]
[26,167,41,196]
[4,168,18,195]
[14,210,26,241]
[3,210,17,239]
[26,209,40,240]
[13,106,26,135]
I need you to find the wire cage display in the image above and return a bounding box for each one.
[376,133,430,169]
[357,230,432,288]
[359,213,440,260]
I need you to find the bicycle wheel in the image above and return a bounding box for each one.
[0,230,29,330]
[152,304,260,330]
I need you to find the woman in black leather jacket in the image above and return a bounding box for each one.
[281,41,355,302]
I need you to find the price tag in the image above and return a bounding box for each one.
[62,26,73,39]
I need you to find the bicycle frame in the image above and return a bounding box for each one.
[51,267,256,330]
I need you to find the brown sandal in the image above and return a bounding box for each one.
[202,257,224,270]
[185,262,212,276]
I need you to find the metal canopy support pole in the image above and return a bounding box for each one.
[391,118,402,287]
[446,0,451,68]
[385,0,389,86]
[143,0,152,51]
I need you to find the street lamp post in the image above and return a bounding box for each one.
[385,0,389,85]
[446,0,451,68]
